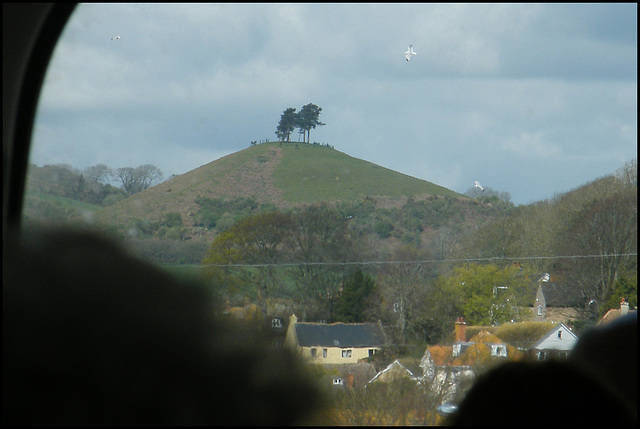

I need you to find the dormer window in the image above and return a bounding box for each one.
[453,343,461,357]
[490,344,507,357]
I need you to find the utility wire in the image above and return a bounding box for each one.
[160,252,638,268]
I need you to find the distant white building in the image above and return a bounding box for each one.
[529,322,578,360]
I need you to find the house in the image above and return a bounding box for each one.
[417,318,528,403]
[598,298,637,325]
[365,318,580,415]
[284,314,386,364]
[368,359,421,385]
[528,322,578,360]
[532,277,582,323]
[321,362,378,389]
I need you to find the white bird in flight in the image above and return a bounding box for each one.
[474,181,484,192]
[405,45,416,61]
[111,35,120,40]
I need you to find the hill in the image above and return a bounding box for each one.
[22,191,102,225]
[92,142,468,231]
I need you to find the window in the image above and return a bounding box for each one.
[271,318,283,328]
[558,331,562,339]
[368,349,376,357]
[333,378,343,385]
[310,348,317,358]
[322,348,327,358]
[452,343,462,357]
[341,349,352,358]
[537,305,543,316]
[490,344,508,358]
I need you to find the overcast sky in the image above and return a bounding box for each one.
[30,3,637,206]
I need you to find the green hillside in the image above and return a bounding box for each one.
[273,143,461,203]
[93,142,467,229]
[23,191,101,224]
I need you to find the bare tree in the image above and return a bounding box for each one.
[83,164,112,184]
[372,245,435,345]
[113,165,163,195]
[135,164,164,191]
[557,188,637,314]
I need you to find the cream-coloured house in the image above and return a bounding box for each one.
[284,314,386,364]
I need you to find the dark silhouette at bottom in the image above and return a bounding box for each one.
[4,227,325,425]
[448,315,637,426]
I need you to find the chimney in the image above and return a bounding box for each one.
[620,298,629,316]
[454,317,467,342]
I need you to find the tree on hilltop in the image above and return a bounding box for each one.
[297,103,325,143]
[276,107,298,142]
[275,103,325,143]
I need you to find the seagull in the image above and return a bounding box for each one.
[405,45,416,61]
[474,181,484,192]
[111,35,121,40]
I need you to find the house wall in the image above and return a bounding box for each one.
[300,345,379,364]
[534,325,578,353]
[427,365,475,404]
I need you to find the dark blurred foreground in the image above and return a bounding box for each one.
[448,312,637,426]
[3,227,326,425]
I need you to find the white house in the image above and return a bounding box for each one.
[530,322,578,360]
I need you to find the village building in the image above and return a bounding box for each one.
[532,273,582,323]
[284,314,386,365]
[367,318,580,408]
[368,359,421,385]
[528,322,578,360]
[598,297,637,325]
[284,314,384,389]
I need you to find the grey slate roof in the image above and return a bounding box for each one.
[295,322,386,348]
[539,282,584,307]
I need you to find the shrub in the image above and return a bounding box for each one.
[374,221,394,238]
[161,211,183,228]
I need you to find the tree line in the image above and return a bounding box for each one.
[85,163,164,195]
[27,163,164,202]
[276,103,325,143]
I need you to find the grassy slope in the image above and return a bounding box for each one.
[273,143,463,203]
[93,142,467,228]
[25,191,101,212]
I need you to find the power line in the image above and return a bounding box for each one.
[160,252,638,269]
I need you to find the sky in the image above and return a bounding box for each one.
[30,3,637,206]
